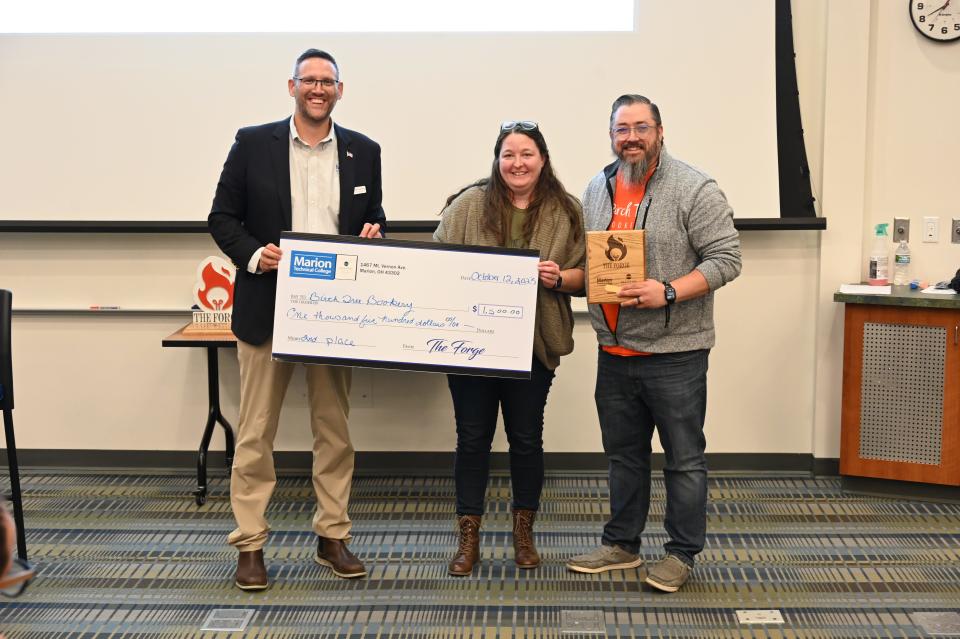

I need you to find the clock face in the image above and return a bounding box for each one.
[909,0,960,41]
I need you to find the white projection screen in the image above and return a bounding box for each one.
[0,0,778,223]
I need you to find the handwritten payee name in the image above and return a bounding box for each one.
[302,292,414,308]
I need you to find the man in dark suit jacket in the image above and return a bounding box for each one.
[209,49,385,591]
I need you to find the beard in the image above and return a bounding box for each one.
[614,136,662,186]
[620,155,648,185]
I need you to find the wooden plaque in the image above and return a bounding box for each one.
[585,230,646,303]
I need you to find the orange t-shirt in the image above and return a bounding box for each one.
[601,169,654,357]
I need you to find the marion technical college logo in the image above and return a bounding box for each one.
[290,251,358,281]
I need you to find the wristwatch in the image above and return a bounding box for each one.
[663,281,676,305]
[553,274,563,290]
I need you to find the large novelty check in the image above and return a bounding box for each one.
[272,232,540,378]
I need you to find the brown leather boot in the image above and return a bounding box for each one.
[234,549,269,590]
[315,537,367,578]
[448,515,481,576]
[512,509,541,569]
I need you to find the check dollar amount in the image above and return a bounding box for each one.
[472,304,523,318]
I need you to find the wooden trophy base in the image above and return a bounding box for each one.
[182,311,233,336]
[181,322,234,336]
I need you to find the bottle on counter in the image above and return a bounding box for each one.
[868,223,890,286]
[893,239,911,286]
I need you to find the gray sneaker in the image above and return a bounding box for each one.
[566,544,644,574]
[644,554,692,592]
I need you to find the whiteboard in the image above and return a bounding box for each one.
[272,233,540,377]
[0,1,779,222]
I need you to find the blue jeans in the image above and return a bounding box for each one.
[447,358,555,516]
[595,349,709,565]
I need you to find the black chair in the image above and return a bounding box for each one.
[1,289,27,560]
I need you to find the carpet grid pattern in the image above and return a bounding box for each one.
[0,472,958,637]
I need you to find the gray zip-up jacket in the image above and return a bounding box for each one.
[583,150,741,353]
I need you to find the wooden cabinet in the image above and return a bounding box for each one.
[837,294,960,486]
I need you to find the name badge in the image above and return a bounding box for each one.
[354,186,367,195]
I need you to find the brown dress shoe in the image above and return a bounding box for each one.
[315,537,367,578]
[448,514,481,576]
[234,549,268,591]
[512,509,541,568]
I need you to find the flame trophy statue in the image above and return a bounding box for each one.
[183,256,235,335]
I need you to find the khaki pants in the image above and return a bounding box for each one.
[227,338,354,551]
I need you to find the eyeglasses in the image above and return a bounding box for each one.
[294,77,338,90]
[612,123,656,138]
[501,121,539,133]
[0,557,36,598]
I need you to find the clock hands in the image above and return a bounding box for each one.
[925,0,951,18]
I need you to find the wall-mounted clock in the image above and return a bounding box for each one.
[909,0,960,41]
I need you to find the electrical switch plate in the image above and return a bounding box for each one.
[952,218,960,244]
[923,216,940,242]
[893,218,910,242]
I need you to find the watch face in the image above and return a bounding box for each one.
[909,1,960,42]
[664,284,676,303]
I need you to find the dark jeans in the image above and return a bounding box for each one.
[447,358,555,516]
[595,348,709,565]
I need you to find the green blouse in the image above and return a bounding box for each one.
[506,205,529,249]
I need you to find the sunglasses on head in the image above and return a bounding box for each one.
[500,120,539,133]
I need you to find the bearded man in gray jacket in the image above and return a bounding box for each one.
[566,94,741,592]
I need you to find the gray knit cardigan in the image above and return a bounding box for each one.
[581,150,742,353]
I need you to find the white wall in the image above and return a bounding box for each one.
[3,0,958,459]
[860,1,960,280]
[808,0,960,460]
[0,231,819,456]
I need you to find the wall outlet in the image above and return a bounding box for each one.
[953,218,960,244]
[893,217,910,242]
[923,216,940,243]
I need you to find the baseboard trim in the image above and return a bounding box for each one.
[841,475,960,504]
[1,449,837,475]
[813,457,840,476]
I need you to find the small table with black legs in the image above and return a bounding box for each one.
[162,324,237,505]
